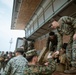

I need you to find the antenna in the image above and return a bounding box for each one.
[9,38,13,50]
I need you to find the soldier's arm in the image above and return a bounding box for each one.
[58,16,76,33]
[73,19,76,33]
[72,17,76,40]
[58,16,76,40]
[46,37,50,49]
[58,16,74,26]
[39,58,56,74]
[4,60,12,75]
[56,32,63,50]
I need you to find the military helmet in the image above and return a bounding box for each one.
[26,49,37,57]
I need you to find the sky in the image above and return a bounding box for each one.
[0,0,25,52]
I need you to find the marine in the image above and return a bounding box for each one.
[4,48,28,75]
[24,50,56,75]
[49,16,76,74]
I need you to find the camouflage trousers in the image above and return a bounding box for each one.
[66,40,76,68]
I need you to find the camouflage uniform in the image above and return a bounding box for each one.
[4,55,28,75]
[24,59,56,75]
[24,50,56,75]
[56,16,76,60]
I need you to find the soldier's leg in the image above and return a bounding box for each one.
[64,34,72,70]
[64,33,76,74]
[66,34,73,64]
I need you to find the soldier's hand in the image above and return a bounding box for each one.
[73,34,76,40]
[44,62,49,66]
[47,53,52,59]
[52,51,59,58]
